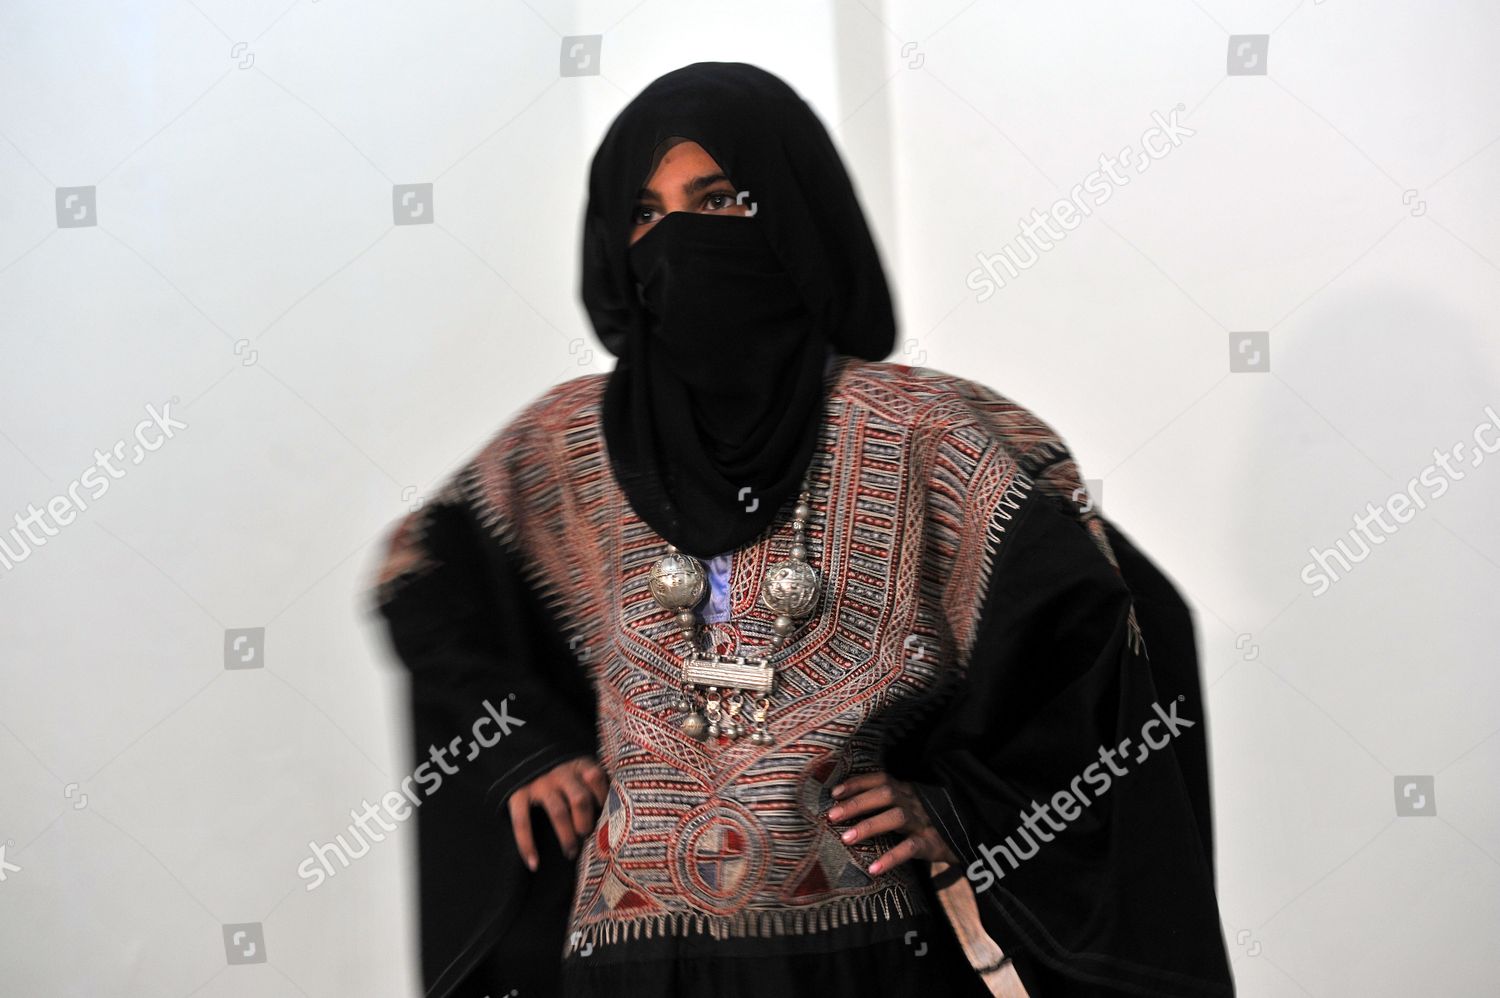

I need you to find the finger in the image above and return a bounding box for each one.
[564,783,597,840]
[830,771,888,799]
[868,833,925,876]
[840,805,909,846]
[827,784,896,822]
[580,761,609,807]
[542,791,580,859]
[930,832,961,867]
[508,792,538,872]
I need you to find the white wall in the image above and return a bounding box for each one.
[1,2,1496,995]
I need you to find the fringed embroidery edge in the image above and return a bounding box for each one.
[563,881,928,956]
[951,471,1035,671]
[369,473,469,610]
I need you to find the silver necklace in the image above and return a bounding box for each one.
[646,476,821,745]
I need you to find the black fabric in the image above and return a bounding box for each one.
[897,494,1233,997]
[585,61,897,558]
[373,500,593,998]
[1101,518,1216,871]
[610,210,827,559]
[558,908,993,997]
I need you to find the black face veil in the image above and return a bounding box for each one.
[582,62,896,558]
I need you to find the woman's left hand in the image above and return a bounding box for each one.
[825,771,960,875]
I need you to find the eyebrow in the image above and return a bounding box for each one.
[635,173,733,202]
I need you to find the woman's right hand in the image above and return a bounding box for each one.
[507,755,609,871]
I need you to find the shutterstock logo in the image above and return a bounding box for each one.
[965,106,1195,302]
[966,699,1195,894]
[0,400,187,574]
[297,696,526,891]
[1300,405,1500,596]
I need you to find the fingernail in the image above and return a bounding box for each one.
[526,856,538,872]
[841,828,857,843]
[868,861,882,874]
[827,807,842,820]
[831,784,845,797]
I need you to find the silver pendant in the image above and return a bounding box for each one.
[681,653,774,693]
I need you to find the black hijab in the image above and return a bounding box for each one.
[582,62,896,558]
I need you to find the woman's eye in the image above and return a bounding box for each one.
[633,205,657,225]
[705,192,734,210]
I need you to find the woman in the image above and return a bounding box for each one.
[369,62,1234,997]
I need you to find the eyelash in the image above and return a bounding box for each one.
[633,191,736,225]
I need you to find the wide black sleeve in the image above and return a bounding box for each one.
[365,479,598,995]
[907,490,1234,998]
[372,485,598,803]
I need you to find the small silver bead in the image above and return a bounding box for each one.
[774,614,795,635]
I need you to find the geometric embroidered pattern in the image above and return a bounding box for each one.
[395,356,1139,958]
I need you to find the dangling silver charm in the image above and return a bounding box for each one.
[705,687,724,738]
[724,692,746,740]
[677,683,708,739]
[749,696,773,745]
[681,709,708,740]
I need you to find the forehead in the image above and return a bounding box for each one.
[641,139,724,184]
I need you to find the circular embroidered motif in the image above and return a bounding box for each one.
[701,620,740,657]
[669,800,768,914]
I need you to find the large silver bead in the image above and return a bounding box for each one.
[761,560,820,617]
[681,711,708,740]
[649,551,707,610]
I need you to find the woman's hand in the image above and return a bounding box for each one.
[825,771,959,875]
[507,755,609,872]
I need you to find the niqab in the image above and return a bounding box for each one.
[581,62,896,557]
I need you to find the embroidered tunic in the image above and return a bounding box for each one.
[484,354,1029,989]
[369,354,1232,998]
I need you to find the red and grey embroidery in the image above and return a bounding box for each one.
[405,358,1132,955]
